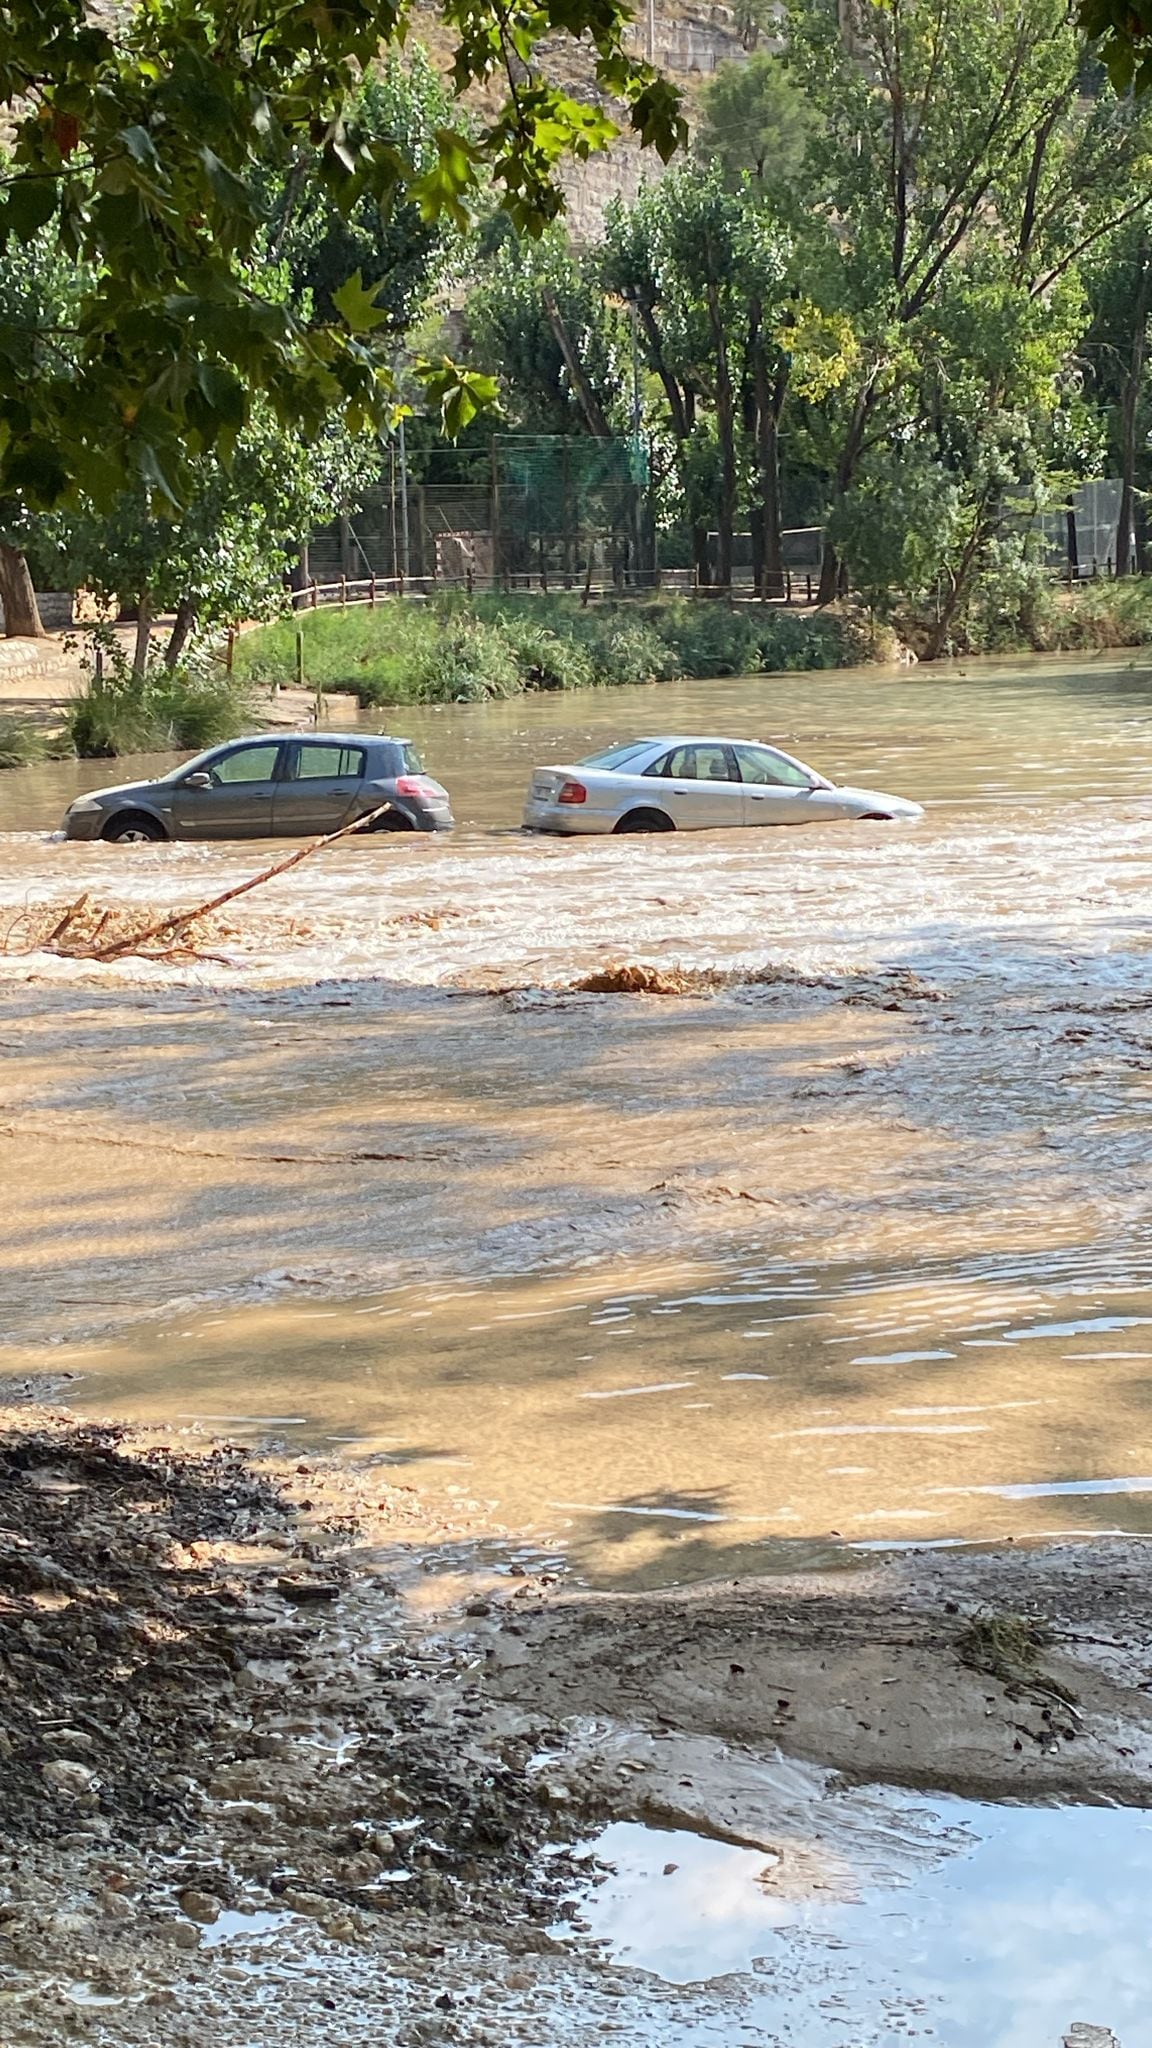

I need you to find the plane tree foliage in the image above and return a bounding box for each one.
[0,0,684,516]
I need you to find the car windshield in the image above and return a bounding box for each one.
[159,745,226,784]
[579,742,653,771]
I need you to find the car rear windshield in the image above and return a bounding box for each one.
[579,742,652,770]
[398,743,425,772]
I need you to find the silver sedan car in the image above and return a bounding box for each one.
[522,735,923,834]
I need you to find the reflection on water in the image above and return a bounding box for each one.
[53,1235,1152,1586]
[564,1801,1152,2042]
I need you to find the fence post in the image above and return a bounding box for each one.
[225,627,235,673]
[340,574,348,609]
[295,627,304,693]
[94,643,104,689]
[805,572,812,605]
[310,579,318,609]
[369,574,376,609]
[786,569,792,604]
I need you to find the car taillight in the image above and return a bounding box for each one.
[557,780,587,804]
[395,776,441,800]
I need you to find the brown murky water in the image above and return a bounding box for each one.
[5,651,1152,1585]
[7,647,1152,832]
[35,1241,1152,1587]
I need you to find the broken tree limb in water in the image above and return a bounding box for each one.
[80,801,396,961]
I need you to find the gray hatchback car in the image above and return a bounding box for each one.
[62,733,454,843]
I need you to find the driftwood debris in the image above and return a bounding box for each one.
[4,801,394,964]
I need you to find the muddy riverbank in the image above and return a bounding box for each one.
[2,1399,1149,2047]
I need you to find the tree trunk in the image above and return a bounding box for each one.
[693,523,712,587]
[164,598,196,669]
[755,349,788,599]
[132,592,154,684]
[1123,485,1139,573]
[0,545,45,638]
[706,282,737,591]
[921,499,992,660]
[1117,235,1152,578]
[541,289,611,438]
[1066,501,1079,580]
[817,383,878,604]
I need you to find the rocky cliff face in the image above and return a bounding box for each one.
[414,0,759,239]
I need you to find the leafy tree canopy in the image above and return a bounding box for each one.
[0,0,684,512]
[693,51,814,193]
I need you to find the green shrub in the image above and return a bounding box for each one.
[64,642,253,758]
[574,614,680,684]
[0,717,49,769]
[488,615,598,692]
[417,616,523,701]
[649,599,764,677]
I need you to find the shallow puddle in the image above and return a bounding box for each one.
[561,1799,1152,2042]
[52,1235,1152,1585]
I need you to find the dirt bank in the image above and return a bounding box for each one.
[3,1401,1151,2045]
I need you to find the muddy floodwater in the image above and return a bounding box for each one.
[5,651,1152,1586]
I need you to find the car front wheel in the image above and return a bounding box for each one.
[101,812,167,844]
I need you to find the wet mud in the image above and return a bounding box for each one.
[4,1404,1152,2047]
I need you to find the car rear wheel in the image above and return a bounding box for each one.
[613,808,675,834]
[856,812,894,822]
[101,812,167,844]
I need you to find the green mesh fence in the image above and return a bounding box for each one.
[308,434,653,588]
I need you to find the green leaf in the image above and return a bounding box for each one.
[331,269,391,333]
[1,181,58,242]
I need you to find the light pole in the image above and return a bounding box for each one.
[397,415,411,582]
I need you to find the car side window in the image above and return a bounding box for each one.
[210,744,282,785]
[693,744,737,782]
[644,744,738,782]
[645,746,695,778]
[732,744,812,788]
[292,744,366,781]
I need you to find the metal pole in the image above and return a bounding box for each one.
[398,417,410,582]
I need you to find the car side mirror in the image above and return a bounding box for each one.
[183,771,213,790]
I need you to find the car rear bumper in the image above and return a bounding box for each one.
[521,799,615,835]
[412,805,454,833]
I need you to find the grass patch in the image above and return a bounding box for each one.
[956,1610,1051,1683]
[0,716,48,769]
[234,592,859,707]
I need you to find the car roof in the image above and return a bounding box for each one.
[221,731,406,747]
[602,734,780,749]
